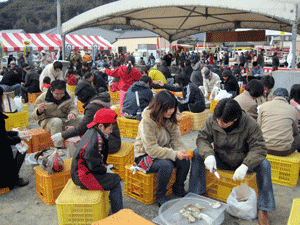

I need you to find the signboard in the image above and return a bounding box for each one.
[65,44,73,61]
[92,43,99,67]
[0,34,3,61]
[24,39,33,67]
[206,30,265,43]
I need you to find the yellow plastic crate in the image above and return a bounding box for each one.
[240,88,245,94]
[106,142,134,180]
[124,165,176,205]
[153,89,166,94]
[266,152,300,187]
[4,91,15,98]
[34,158,72,205]
[23,104,28,112]
[288,198,300,225]
[209,100,219,113]
[0,187,9,195]
[206,169,258,202]
[28,92,42,104]
[111,104,120,118]
[177,114,191,135]
[4,110,29,131]
[66,85,76,96]
[182,109,209,130]
[56,179,110,225]
[110,91,120,104]
[117,117,140,139]
[77,100,84,114]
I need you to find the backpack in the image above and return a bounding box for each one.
[3,94,17,113]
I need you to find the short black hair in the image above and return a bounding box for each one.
[176,72,190,87]
[222,69,232,78]
[139,76,152,85]
[261,75,275,89]
[50,80,66,91]
[245,79,264,98]
[253,61,258,67]
[290,84,300,104]
[213,98,242,123]
[84,72,93,79]
[53,61,63,70]
[43,76,51,84]
[184,60,191,66]
[239,63,244,67]
[233,68,241,75]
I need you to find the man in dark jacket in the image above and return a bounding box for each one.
[189,98,275,225]
[222,69,240,97]
[223,51,229,66]
[83,70,108,93]
[272,52,280,71]
[162,53,173,67]
[257,49,265,68]
[123,76,153,120]
[21,66,41,103]
[158,60,172,84]
[0,67,22,96]
[52,81,121,154]
[184,60,193,81]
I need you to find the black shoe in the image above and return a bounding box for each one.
[15,178,29,187]
[157,196,168,207]
[173,189,189,197]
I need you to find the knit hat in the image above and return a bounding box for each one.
[273,88,289,99]
[204,69,211,79]
[87,108,117,128]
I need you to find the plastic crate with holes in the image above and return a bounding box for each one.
[28,92,42,104]
[177,114,191,135]
[111,104,120,117]
[4,110,29,131]
[56,179,110,225]
[34,158,72,205]
[209,100,219,113]
[77,100,84,114]
[153,89,166,94]
[110,91,120,104]
[0,187,9,195]
[106,142,134,180]
[287,198,300,225]
[240,88,245,94]
[4,91,15,98]
[181,109,209,130]
[206,169,258,202]
[266,152,300,187]
[66,85,76,96]
[26,128,54,153]
[117,117,140,139]
[124,165,176,204]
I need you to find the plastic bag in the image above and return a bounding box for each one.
[3,93,17,113]
[35,148,64,174]
[14,96,24,112]
[226,184,257,220]
[214,89,233,101]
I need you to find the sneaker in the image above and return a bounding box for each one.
[15,178,29,187]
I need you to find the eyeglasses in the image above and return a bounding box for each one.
[52,92,65,97]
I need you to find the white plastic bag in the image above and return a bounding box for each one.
[14,96,24,112]
[214,89,232,101]
[226,184,257,220]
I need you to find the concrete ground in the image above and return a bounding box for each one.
[0,103,299,225]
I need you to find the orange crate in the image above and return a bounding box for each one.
[76,100,84,114]
[0,187,9,195]
[28,92,42,104]
[111,104,120,118]
[34,158,72,205]
[117,117,140,139]
[174,92,183,98]
[110,91,120,104]
[209,100,219,113]
[124,165,176,204]
[4,91,15,98]
[106,142,134,180]
[153,89,166,94]
[177,114,191,135]
[240,88,245,94]
[27,128,54,153]
[182,109,209,130]
[206,169,258,202]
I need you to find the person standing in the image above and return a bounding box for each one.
[257,49,265,69]
[272,52,280,71]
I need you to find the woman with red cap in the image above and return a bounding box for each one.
[71,108,123,214]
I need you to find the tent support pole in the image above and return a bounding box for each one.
[62,34,65,60]
[291,4,298,71]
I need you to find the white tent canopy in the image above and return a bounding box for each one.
[62,0,300,42]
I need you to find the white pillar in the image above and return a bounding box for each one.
[291,4,298,70]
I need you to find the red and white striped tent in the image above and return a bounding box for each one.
[0,33,113,52]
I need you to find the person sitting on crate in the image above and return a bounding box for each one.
[199,68,221,100]
[0,87,32,190]
[156,72,206,113]
[21,66,41,103]
[0,67,22,97]
[258,88,300,157]
[123,76,153,120]
[221,69,240,97]
[39,61,64,91]
[81,71,108,94]
[32,80,81,149]
[134,91,190,207]
[71,108,123,214]
[256,75,275,106]
[188,98,275,225]
[51,81,121,156]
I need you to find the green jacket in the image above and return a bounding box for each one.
[196,111,267,170]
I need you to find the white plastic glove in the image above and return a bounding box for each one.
[204,155,217,173]
[204,92,208,98]
[51,133,63,143]
[106,164,115,174]
[233,164,248,181]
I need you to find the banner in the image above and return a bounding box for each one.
[65,44,73,61]
[92,43,99,66]
[157,36,160,50]
[0,34,3,61]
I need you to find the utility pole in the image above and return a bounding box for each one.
[291,3,298,70]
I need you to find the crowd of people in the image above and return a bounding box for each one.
[1,47,300,225]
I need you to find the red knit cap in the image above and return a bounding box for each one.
[87,108,117,128]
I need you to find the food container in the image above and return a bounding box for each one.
[158,194,227,225]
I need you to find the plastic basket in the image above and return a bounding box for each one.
[28,92,42,104]
[27,128,54,153]
[77,100,84,114]
[209,100,219,113]
[206,169,258,202]
[56,179,110,225]
[111,104,120,118]
[181,109,209,130]
[34,158,72,205]
[287,198,300,225]
[124,165,176,204]
[240,88,245,94]
[117,117,140,139]
[177,114,191,135]
[66,85,76,96]
[4,91,15,99]
[110,91,120,104]
[4,110,29,131]
[106,142,134,180]
[266,152,300,187]
[153,89,166,94]
[0,187,9,195]
[23,104,28,112]
[174,92,183,98]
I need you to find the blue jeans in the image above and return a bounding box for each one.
[148,158,190,205]
[0,84,21,96]
[109,182,123,214]
[188,149,276,211]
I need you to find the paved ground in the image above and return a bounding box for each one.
[0,103,299,225]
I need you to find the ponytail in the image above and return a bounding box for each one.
[125,62,132,74]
